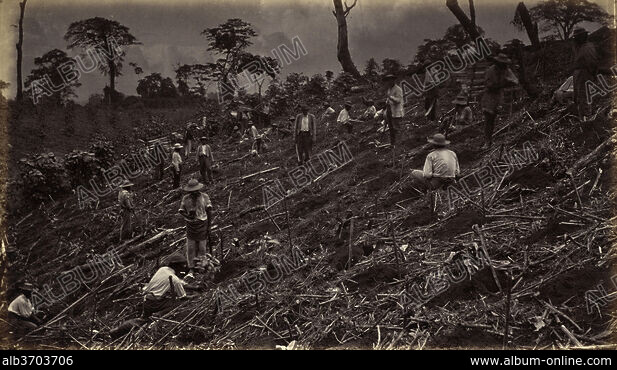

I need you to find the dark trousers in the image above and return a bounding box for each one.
[386,117,400,145]
[297,131,312,164]
[199,156,213,183]
[483,111,497,145]
[8,312,38,334]
[172,167,181,188]
[142,296,177,319]
[120,209,132,241]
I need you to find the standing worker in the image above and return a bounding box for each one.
[171,143,183,189]
[571,28,599,121]
[250,122,263,153]
[178,179,213,279]
[384,74,404,146]
[294,105,316,164]
[480,53,518,149]
[196,136,214,184]
[183,123,195,157]
[118,180,135,241]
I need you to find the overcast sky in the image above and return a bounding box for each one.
[0,0,613,101]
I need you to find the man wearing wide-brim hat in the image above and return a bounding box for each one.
[411,133,460,190]
[571,27,599,120]
[171,143,183,189]
[8,282,42,333]
[480,52,519,149]
[383,74,403,145]
[178,179,213,278]
[118,180,135,242]
[452,94,473,126]
[196,136,215,184]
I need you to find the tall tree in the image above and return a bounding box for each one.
[515,0,612,40]
[512,2,540,48]
[64,17,140,102]
[202,18,257,98]
[24,49,82,105]
[15,0,27,102]
[332,0,361,78]
[446,0,481,40]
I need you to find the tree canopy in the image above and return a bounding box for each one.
[513,0,612,40]
[24,49,81,105]
[64,17,140,98]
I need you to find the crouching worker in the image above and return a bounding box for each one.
[178,179,212,279]
[8,283,43,334]
[411,134,460,191]
[141,254,187,319]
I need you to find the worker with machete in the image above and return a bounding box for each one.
[142,254,188,318]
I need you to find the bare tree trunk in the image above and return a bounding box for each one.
[446,0,480,40]
[469,0,476,26]
[332,0,360,78]
[15,0,27,102]
[108,60,116,104]
[515,2,540,48]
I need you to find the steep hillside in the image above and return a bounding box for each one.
[3,81,615,348]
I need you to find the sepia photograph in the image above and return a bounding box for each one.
[0,0,616,359]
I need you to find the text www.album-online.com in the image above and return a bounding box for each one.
[469,356,612,366]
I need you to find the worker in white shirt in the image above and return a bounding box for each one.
[250,122,263,153]
[337,102,353,134]
[8,282,42,333]
[294,105,317,164]
[171,143,183,189]
[196,137,214,184]
[384,74,404,145]
[411,133,460,190]
[320,102,336,127]
[142,254,188,318]
[118,180,135,241]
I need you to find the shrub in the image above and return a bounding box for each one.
[18,153,70,202]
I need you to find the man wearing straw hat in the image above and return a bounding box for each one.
[178,179,212,278]
[196,136,214,184]
[411,133,460,190]
[171,143,183,189]
[8,282,42,333]
[383,74,403,145]
[571,27,599,120]
[452,94,473,126]
[480,53,518,149]
[118,180,135,241]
